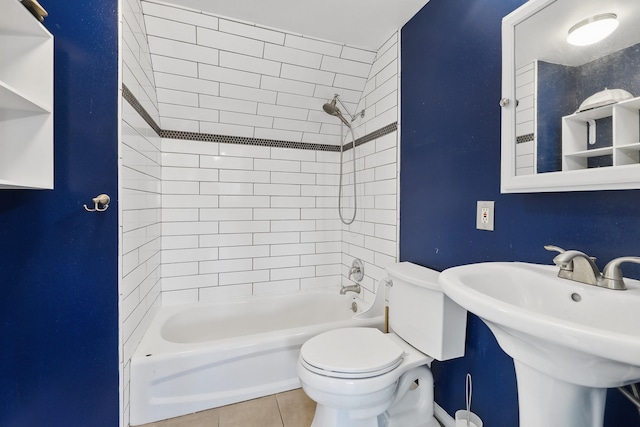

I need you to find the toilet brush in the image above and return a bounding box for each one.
[454,374,483,427]
[465,373,472,426]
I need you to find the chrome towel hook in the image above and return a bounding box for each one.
[84,194,110,212]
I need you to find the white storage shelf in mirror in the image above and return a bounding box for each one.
[501,0,640,193]
[0,0,54,189]
[562,97,640,170]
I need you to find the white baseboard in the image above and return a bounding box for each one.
[434,403,455,427]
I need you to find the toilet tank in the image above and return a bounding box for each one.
[385,262,467,361]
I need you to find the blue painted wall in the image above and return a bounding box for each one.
[401,0,640,425]
[537,61,576,172]
[577,43,640,106]
[0,1,119,426]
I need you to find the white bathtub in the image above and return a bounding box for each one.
[129,289,385,425]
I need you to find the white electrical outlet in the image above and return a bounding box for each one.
[476,201,495,231]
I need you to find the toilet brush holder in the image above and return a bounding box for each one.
[455,410,483,427]
[455,374,483,427]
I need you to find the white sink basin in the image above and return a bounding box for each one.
[439,262,640,427]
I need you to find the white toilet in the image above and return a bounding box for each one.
[297,261,467,427]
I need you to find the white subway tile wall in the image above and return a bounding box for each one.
[141,0,375,144]
[341,33,400,304]
[160,139,344,303]
[339,131,399,301]
[515,62,535,176]
[121,0,163,424]
[120,0,399,423]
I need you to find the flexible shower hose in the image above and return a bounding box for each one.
[338,125,357,225]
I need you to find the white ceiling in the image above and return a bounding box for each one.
[157,0,430,50]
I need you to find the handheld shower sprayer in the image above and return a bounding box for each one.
[322,97,352,128]
[321,94,365,225]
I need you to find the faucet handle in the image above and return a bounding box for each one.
[349,258,364,283]
[544,245,566,254]
[545,246,571,274]
[545,246,596,266]
[601,257,640,290]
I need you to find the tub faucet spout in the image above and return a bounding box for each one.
[340,283,361,295]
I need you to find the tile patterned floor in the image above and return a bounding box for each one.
[137,388,316,427]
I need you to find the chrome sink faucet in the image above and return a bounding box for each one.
[545,245,600,285]
[545,245,640,290]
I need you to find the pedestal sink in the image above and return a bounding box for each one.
[439,262,640,427]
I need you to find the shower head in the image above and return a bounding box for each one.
[322,98,340,115]
[322,97,351,128]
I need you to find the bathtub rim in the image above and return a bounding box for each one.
[131,287,383,360]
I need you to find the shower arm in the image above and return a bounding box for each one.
[333,95,365,123]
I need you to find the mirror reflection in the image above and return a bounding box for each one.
[513,0,640,176]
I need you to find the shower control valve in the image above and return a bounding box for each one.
[348,258,364,283]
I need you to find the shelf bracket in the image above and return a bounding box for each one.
[588,119,597,145]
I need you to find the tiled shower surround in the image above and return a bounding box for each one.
[159,124,398,304]
[120,0,399,423]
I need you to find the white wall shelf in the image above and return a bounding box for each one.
[0,0,54,189]
[562,96,640,172]
[0,81,50,113]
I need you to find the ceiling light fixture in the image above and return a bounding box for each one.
[567,13,619,46]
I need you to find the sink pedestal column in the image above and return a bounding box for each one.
[515,361,606,427]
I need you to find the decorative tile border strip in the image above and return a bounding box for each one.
[160,129,340,152]
[123,84,397,152]
[516,133,535,144]
[122,84,162,136]
[343,122,398,151]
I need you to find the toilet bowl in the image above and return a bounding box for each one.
[298,328,439,427]
[297,262,468,427]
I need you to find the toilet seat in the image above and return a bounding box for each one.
[300,328,405,379]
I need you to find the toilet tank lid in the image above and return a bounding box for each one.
[385,262,441,290]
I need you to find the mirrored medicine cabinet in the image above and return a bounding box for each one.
[501,0,640,193]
